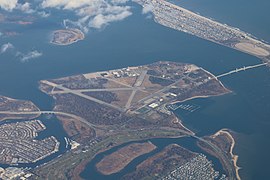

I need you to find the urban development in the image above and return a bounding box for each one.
[135,0,270,63]
[1,0,263,179]
[0,120,59,165]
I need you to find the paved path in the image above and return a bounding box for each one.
[0,111,103,129]
[216,63,267,78]
[42,81,125,112]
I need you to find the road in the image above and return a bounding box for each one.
[134,70,147,87]
[125,70,148,110]
[0,109,236,179]
[45,77,149,112]
[216,63,267,78]
[0,110,104,129]
[52,87,133,94]
[40,72,237,178]
[191,134,237,179]
[42,81,125,112]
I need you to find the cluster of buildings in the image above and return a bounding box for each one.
[0,167,32,180]
[110,67,141,78]
[161,154,226,180]
[0,120,59,165]
[136,93,176,115]
[134,65,209,116]
[137,0,248,45]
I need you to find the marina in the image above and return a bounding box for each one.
[168,103,201,113]
[0,0,269,178]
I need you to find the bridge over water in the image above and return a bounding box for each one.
[216,62,268,78]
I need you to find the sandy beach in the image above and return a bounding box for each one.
[235,43,270,56]
[212,129,241,180]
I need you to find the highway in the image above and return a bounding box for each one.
[39,71,238,178]
[0,110,105,129]
[120,124,237,179]
[216,63,267,78]
[0,109,236,179]
[190,134,237,179]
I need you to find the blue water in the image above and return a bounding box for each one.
[80,137,225,180]
[0,115,69,169]
[0,0,269,179]
[170,0,270,42]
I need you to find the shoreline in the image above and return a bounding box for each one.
[170,67,232,106]
[212,129,241,180]
[96,141,157,175]
[50,38,84,46]
[50,29,85,46]
[137,0,270,63]
[71,134,187,179]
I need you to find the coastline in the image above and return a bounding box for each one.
[50,38,84,46]
[72,134,187,179]
[212,129,241,180]
[50,29,85,46]
[136,0,270,63]
[96,141,157,175]
[170,67,231,106]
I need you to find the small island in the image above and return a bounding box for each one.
[96,142,156,175]
[50,29,85,46]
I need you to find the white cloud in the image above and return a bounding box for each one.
[38,11,51,18]
[0,0,132,33]
[0,42,42,62]
[0,43,14,53]
[16,50,43,62]
[111,0,129,4]
[89,10,132,29]
[142,4,153,14]
[0,0,18,11]
[16,2,35,14]
[63,16,90,33]
[0,0,48,17]
[41,0,132,31]
[42,0,94,9]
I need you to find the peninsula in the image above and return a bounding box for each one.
[50,29,84,46]
[135,0,270,64]
[197,129,241,180]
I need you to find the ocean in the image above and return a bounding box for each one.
[0,0,269,179]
